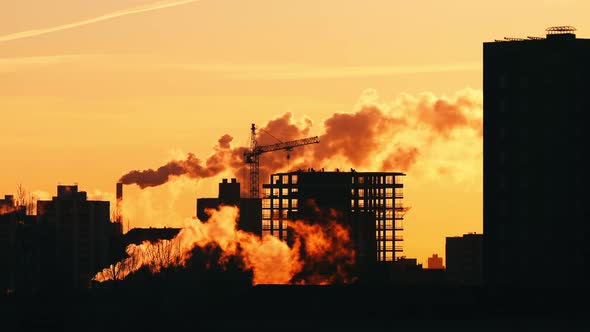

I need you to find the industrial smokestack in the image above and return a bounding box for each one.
[116,182,123,223]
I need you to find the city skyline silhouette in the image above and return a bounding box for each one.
[2,1,590,330]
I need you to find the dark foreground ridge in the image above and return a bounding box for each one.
[2,283,589,331]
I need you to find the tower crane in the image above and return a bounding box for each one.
[243,123,319,198]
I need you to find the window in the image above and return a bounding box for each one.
[282,199,289,208]
[262,220,271,229]
[499,127,506,140]
[519,99,528,113]
[292,175,298,184]
[272,188,279,196]
[291,199,298,208]
[499,98,506,113]
[272,199,278,208]
[385,188,393,197]
[499,73,507,88]
[386,199,393,208]
[282,188,289,196]
[386,176,394,184]
[519,76,529,88]
[385,252,393,261]
[385,230,393,240]
[262,200,270,208]
[282,175,289,184]
[358,189,364,197]
[262,210,271,219]
[499,200,507,217]
[272,220,281,229]
[499,174,506,190]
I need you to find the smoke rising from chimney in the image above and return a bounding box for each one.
[118,135,244,188]
[118,88,481,189]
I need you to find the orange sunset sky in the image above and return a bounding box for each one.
[1,0,588,266]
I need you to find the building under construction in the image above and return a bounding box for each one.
[261,170,407,268]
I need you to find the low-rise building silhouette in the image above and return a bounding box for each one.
[446,233,482,285]
[196,178,261,235]
[427,253,444,269]
[0,195,37,294]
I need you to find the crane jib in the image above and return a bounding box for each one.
[250,136,320,155]
[244,123,320,198]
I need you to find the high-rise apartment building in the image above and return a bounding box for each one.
[484,26,590,287]
[37,185,115,289]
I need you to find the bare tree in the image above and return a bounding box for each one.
[96,253,139,281]
[144,239,182,274]
[15,184,36,215]
[94,247,144,282]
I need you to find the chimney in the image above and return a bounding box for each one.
[116,182,123,223]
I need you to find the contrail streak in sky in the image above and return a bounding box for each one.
[0,0,198,43]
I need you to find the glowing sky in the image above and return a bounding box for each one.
[1,0,588,265]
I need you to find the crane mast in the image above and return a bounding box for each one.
[244,123,319,198]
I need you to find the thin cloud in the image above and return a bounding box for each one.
[0,0,198,43]
[163,62,481,80]
[0,54,100,72]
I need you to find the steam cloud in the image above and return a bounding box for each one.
[119,88,482,189]
[94,205,356,285]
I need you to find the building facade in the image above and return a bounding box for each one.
[0,195,37,294]
[196,178,262,235]
[427,254,444,269]
[446,233,482,285]
[37,185,115,289]
[261,170,406,264]
[484,26,590,287]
